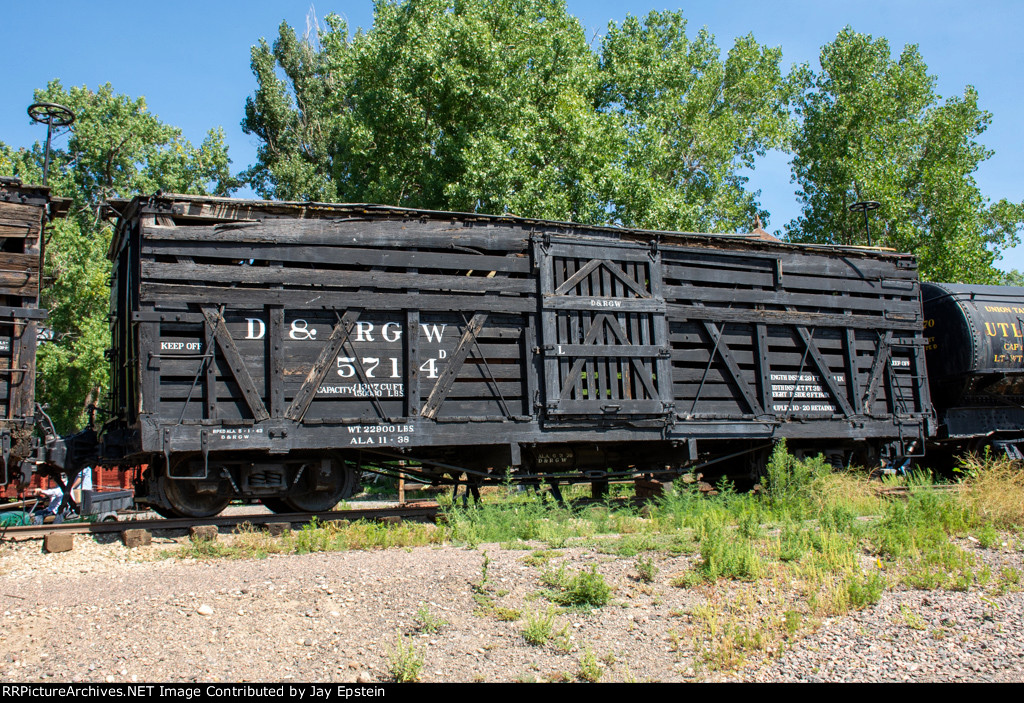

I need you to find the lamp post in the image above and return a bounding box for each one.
[27,102,75,186]
[848,200,880,246]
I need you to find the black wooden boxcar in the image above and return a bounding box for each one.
[102,194,934,516]
[0,177,67,486]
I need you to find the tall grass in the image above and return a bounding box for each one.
[443,488,602,546]
[166,444,1022,618]
[956,453,1024,528]
[689,517,765,583]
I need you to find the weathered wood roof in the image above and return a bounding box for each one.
[106,192,912,265]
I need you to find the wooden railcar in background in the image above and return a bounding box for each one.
[0,177,67,490]
[101,194,934,517]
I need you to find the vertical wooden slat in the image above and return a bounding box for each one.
[204,319,217,420]
[571,257,585,401]
[648,255,672,409]
[10,321,31,419]
[406,309,420,417]
[268,307,284,417]
[629,262,643,399]
[614,262,629,400]
[139,320,160,415]
[600,259,618,401]
[537,241,560,413]
[843,327,862,415]
[522,314,537,416]
[755,323,772,414]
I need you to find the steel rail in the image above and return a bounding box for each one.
[0,502,438,539]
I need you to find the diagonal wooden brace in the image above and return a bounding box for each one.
[284,310,361,423]
[794,326,855,418]
[201,307,270,422]
[702,321,764,416]
[558,314,609,401]
[421,313,488,419]
[862,330,893,412]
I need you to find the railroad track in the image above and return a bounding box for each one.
[0,501,439,539]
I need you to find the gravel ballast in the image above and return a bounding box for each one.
[1,529,1023,683]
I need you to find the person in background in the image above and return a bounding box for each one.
[31,484,65,523]
[78,465,93,492]
[71,465,93,506]
[29,469,91,523]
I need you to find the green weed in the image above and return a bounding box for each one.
[598,533,660,556]
[974,524,1000,549]
[783,610,801,638]
[542,564,612,607]
[492,606,522,621]
[692,519,764,582]
[521,549,561,567]
[846,571,885,609]
[764,439,829,511]
[899,540,975,591]
[737,506,764,540]
[635,555,658,583]
[778,522,813,562]
[552,623,573,652]
[387,633,424,682]
[900,604,926,630]
[1001,566,1022,588]
[578,648,602,682]
[415,604,448,634]
[522,608,556,646]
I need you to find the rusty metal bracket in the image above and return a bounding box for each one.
[201,430,210,480]
[163,428,172,478]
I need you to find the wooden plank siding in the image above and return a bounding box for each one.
[108,193,933,463]
[0,179,60,482]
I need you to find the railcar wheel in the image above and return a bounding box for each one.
[149,503,179,519]
[159,476,231,518]
[283,455,359,512]
[261,498,294,514]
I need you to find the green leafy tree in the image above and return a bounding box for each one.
[243,1,794,231]
[597,10,799,232]
[787,28,1024,283]
[244,0,617,223]
[0,81,234,432]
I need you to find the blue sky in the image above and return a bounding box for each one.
[2,1,1022,271]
